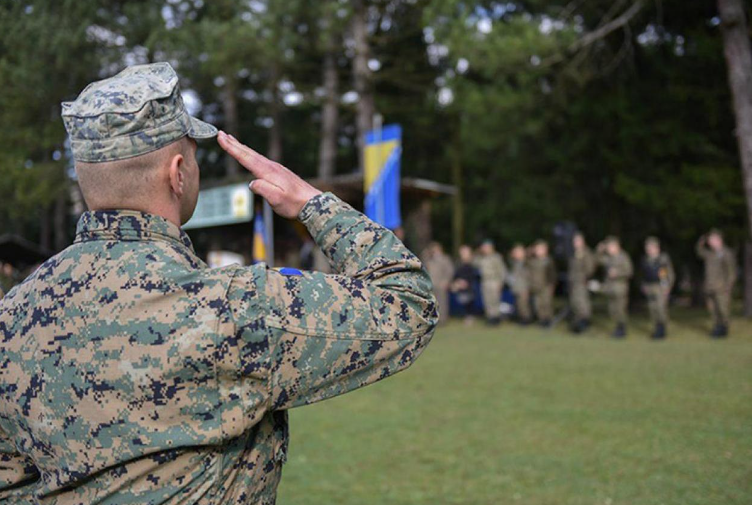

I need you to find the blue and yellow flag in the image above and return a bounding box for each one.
[252,212,267,264]
[364,124,402,230]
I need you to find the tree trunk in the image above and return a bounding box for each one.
[267,65,283,164]
[351,0,375,173]
[451,116,464,254]
[718,0,752,317]
[222,76,240,177]
[318,50,339,180]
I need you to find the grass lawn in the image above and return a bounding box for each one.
[277,307,752,505]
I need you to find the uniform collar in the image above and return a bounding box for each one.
[75,210,195,251]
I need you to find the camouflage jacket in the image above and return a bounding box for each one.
[598,251,633,290]
[568,247,595,285]
[695,243,737,292]
[424,253,454,290]
[641,253,675,289]
[508,259,529,293]
[527,256,556,292]
[0,193,437,505]
[474,253,506,284]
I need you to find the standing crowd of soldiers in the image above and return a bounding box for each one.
[422,228,738,339]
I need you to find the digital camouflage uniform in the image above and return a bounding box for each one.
[0,63,438,505]
[696,240,737,329]
[527,256,556,322]
[568,247,595,322]
[641,253,675,327]
[475,252,506,321]
[508,259,531,321]
[598,250,633,326]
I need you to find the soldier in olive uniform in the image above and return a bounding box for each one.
[696,230,737,337]
[597,236,633,338]
[528,240,557,327]
[0,63,438,504]
[568,233,596,333]
[641,237,675,339]
[508,244,532,324]
[423,242,455,325]
[475,240,507,325]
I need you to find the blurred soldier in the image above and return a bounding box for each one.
[696,229,737,337]
[475,239,506,325]
[452,244,480,325]
[597,236,633,338]
[0,63,437,504]
[568,233,596,333]
[424,242,455,324]
[641,237,675,339]
[508,244,532,324]
[528,240,557,326]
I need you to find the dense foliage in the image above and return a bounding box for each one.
[0,0,748,272]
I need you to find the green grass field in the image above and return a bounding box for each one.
[277,308,752,505]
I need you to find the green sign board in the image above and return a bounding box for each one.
[183,183,254,230]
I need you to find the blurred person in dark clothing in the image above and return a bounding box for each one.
[452,245,479,325]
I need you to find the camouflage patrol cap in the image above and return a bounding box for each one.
[61,62,217,163]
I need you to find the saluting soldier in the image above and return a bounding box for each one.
[0,63,438,504]
[597,236,633,338]
[508,244,532,324]
[696,229,737,337]
[641,237,675,339]
[528,240,557,327]
[475,240,507,325]
[568,232,596,333]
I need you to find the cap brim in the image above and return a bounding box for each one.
[188,116,218,140]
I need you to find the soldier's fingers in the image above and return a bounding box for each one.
[218,132,275,180]
[249,179,285,208]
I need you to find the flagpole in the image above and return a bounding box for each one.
[263,200,274,267]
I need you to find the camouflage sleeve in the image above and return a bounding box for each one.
[229,193,438,411]
[0,427,38,502]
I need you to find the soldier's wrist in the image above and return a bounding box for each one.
[298,192,340,223]
[298,192,350,245]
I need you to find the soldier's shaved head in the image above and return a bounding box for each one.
[76,137,199,225]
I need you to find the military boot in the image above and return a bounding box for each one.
[571,319,587,334]
[611,323,626,339]
[710,325,726,338]
[651,323,666,340]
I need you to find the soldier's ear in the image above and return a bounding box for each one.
[167,153,186,198]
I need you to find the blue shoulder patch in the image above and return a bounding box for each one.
[279,267,303,276]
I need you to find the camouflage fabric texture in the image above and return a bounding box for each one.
[0,192,438,504]
[61,62,217,163]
